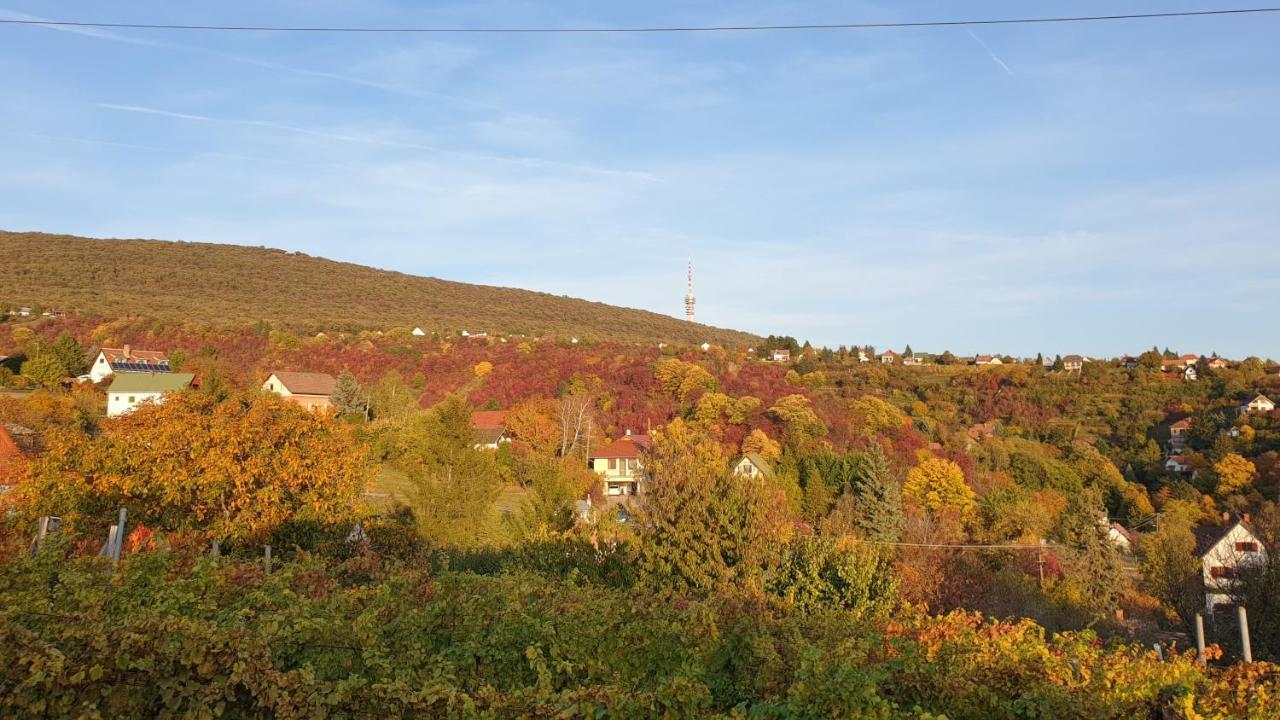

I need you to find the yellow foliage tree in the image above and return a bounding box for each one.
[1214,453,1257,496]
[850,395,906,434]
[505,397,562,455]
[741,428,782,462]
[903,458,976,523]
[12,393,368,542]
[473,361,494,378]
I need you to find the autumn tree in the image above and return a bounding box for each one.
[1214,453,1257,497]
[740,428,781,462]
[49,332,86,376]
[505,397,562,455]
[634,419,790,594]
[368,370,419,421]
[903,457,976,525]
[11,393,368,543]
[1138,500,1206,622]
[393,394,503,547]
[849,395,905,434]
[768,394,828,449]
[20,353,65,387]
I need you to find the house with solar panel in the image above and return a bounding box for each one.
[106,373,195,417]
[262,372,337,412]
[89,345,172,383]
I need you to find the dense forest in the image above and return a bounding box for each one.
[0,231,757,346]
[2,314,1279,717]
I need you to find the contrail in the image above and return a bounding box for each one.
[967,30,1015,76]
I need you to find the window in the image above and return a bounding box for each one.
[1210,566,1237,579]
[608,458,617,470]
[1235,542,1259,553]
[128,396,136,403]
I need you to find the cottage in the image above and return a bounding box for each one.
[1180,354,1199,366]
[902,355,924,366]
[1062,355,1085,372]
[732,453,773,480]
[472,410,509,450]
[770,349,791,363]
[89,345,171,383]
[1183,365,1198,382]
[879,350,898,365]
[412,327,427,337]
[973,355,1002,366]
[1107,522,1136,553]
[1245,394,1276,414]
[857,350,870,363]
[1121,356,1140,369]
[1195,517,1267,614]
[588,430,651,498]
[106,373,195,417]
[262,372,337,412]
[1165,455,1192,473]
[1207,358,1229,370]
[1168,418,1192,449]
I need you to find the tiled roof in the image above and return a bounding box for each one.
[101,347,168,364]
[473,427,506,446]
[591,433,651,459]
[1170,418,1192,430]
[269,372,336,396]
[472,410,508,430]
[1192,519,1256,557]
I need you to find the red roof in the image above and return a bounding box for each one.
[1180,354,1199,361]
[472,410,507,430]
[1170,418,1192,430]
[268,371,336,396]
[101,347,168,364]
[0,426,19,469]
[591,433,651,459]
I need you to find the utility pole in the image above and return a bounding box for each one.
[1195,613,1206,665]
[1239,606,1253,663]
[1036,538,1046,588]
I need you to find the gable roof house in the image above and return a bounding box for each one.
[879,350,898,364]
[1108,522,1136,553]
[471,410,510,450]
[106,372,195,417]
[1245,394,1276,414]
[1168,418,1192,449]
[769,349,791,363]
[1062,355,1085,372]
[1207,357,1229,370]
[973,355,1002,366]
[1195,517,1267,614]
[732,453,774,480]
[1183,365,1198,381]
[588,430,651,498]
[89,345,171,383]
[262,372,337,412]
[1165,455,1192,473]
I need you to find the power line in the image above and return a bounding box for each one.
[1,8,1279,34]
[853,540,1057,550]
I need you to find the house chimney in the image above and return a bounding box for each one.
[624,428,631,437]
[1243,513,1251,524]
[1222,511,1231,523]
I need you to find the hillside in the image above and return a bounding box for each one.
[0,231,758,346]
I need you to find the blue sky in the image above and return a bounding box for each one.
[1,1,1278,358]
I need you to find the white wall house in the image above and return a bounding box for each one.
[732,453,773,480]
[1196,519,1267,614]
[588,431,650,497]
[90,346,171,383]
[1245,394,1275,414]
[106,373,195,417]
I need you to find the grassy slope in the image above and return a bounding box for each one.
[1,231,758,346]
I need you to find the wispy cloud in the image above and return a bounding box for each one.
[95,102,443,151]
[967,30,1015,77]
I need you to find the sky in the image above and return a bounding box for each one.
[1,1,1278,358]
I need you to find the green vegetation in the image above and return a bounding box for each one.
[0,231,757,345]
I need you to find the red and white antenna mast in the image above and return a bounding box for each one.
[684,258,696,322]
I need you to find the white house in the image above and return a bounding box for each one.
[1107,522,1136,553]
[857,350,870,363]
[732,453,773,480]
[974,355,1002,366]
[1168,418,1192,449]
[1165,455,1192,473]
[89,345,171,383]
[770,349,791,363]
[879,350,897,364]
[1195,517,1267,614]
[106,373,195,417]
[588,430,651,498]
[1183,365,1198,382]
[471,410,509,450]
[1245,394,1275,414]
[1062,355,1085,372]
[412,327,427,337]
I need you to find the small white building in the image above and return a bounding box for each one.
[732,453,773,480]
[1165,455,1192,473]
[1062,355,1085,372]
[106,373,195,417]
[411,327,427,337]
[1107,522,1136,553]
[974,355,1002,366]
[1195,518,1267,614]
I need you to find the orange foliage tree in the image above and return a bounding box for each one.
[10,393,368,543]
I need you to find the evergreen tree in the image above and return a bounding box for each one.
[904,344,914,358]
[20,353,65,386]
[1055,489,1125,613]
[330,371,368,417]
[853,445,904,543]
[1052,355,1065,371]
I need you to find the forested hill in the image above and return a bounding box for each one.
[0,231,758,345]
